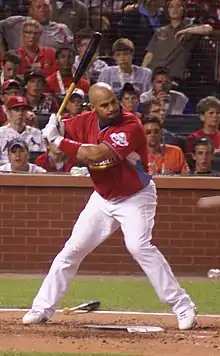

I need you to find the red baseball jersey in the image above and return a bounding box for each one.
[17,47,57,77]
[62,110,151,200]
[46,71,90,95]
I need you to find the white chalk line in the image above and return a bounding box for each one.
[0,308,220,318]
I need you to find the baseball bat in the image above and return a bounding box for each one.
[62,300,101,315]
[57,32,102,118]
[197,196,220,208]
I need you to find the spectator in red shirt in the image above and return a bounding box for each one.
[35,142,75,172]
[46,46,90,95]
[186,96,220,153]
[24,68,58,114]
[17,19,57,77]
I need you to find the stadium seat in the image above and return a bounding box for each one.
[164,115,202,136]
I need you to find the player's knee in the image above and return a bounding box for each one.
[125,240,152,257]
[60,239,93,261]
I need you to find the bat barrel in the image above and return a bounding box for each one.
[73,32,102,85]
[57,32,102,118]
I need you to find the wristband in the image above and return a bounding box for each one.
[59,138,82,160]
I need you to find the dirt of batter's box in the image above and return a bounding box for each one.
[0,311,220,355]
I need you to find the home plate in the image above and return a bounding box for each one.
[82,324,164,333]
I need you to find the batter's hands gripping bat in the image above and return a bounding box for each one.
[62,300,101,315]
[57,32,102,119]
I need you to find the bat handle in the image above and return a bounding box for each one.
[57,82,76,119]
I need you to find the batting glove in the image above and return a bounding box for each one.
[48,113,65,136]
[42,123,64,147]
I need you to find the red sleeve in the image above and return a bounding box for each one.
[102,122,145,159]
[63,114,86,141]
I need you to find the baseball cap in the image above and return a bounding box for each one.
[192,136,214,153]
[7,138,29,152]
[2,79,20,92]
[70,88,85,100]
[24,68,46,84]
[7,96,31,110]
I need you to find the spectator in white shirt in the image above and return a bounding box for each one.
[98,38,152,94]
[0,137,46,173]
[0,95,46,162]
[140,66,189,115]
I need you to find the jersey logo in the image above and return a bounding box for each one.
[110,132,128,147]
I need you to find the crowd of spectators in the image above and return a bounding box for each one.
[0,0,219,176]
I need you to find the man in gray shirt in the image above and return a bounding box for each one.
[51,0,89,35]
[142,0,212,80]
[98,38,152,94]
[0,0,73,54]
[140,66,189,115]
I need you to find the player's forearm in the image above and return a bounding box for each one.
[187,24,212,35]
[142,52,153,68]
[59,138,115,164]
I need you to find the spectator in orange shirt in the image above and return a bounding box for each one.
[17,19,57,77]
[35,142,75,172]
[186,96,220,153]
[142,116,189,175]
[46,46,90,95]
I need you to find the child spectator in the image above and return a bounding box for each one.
[192,136,215,174]
[186,96,220,153]
[119,83,141,118]
[24,68,58,114]
[98,38,152,94]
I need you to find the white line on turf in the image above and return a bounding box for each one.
[0,308,219,318]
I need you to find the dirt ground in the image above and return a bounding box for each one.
[0,311,220,355]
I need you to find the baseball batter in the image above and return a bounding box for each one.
[23,83,196,329]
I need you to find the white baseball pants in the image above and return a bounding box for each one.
[32,180,194,318]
